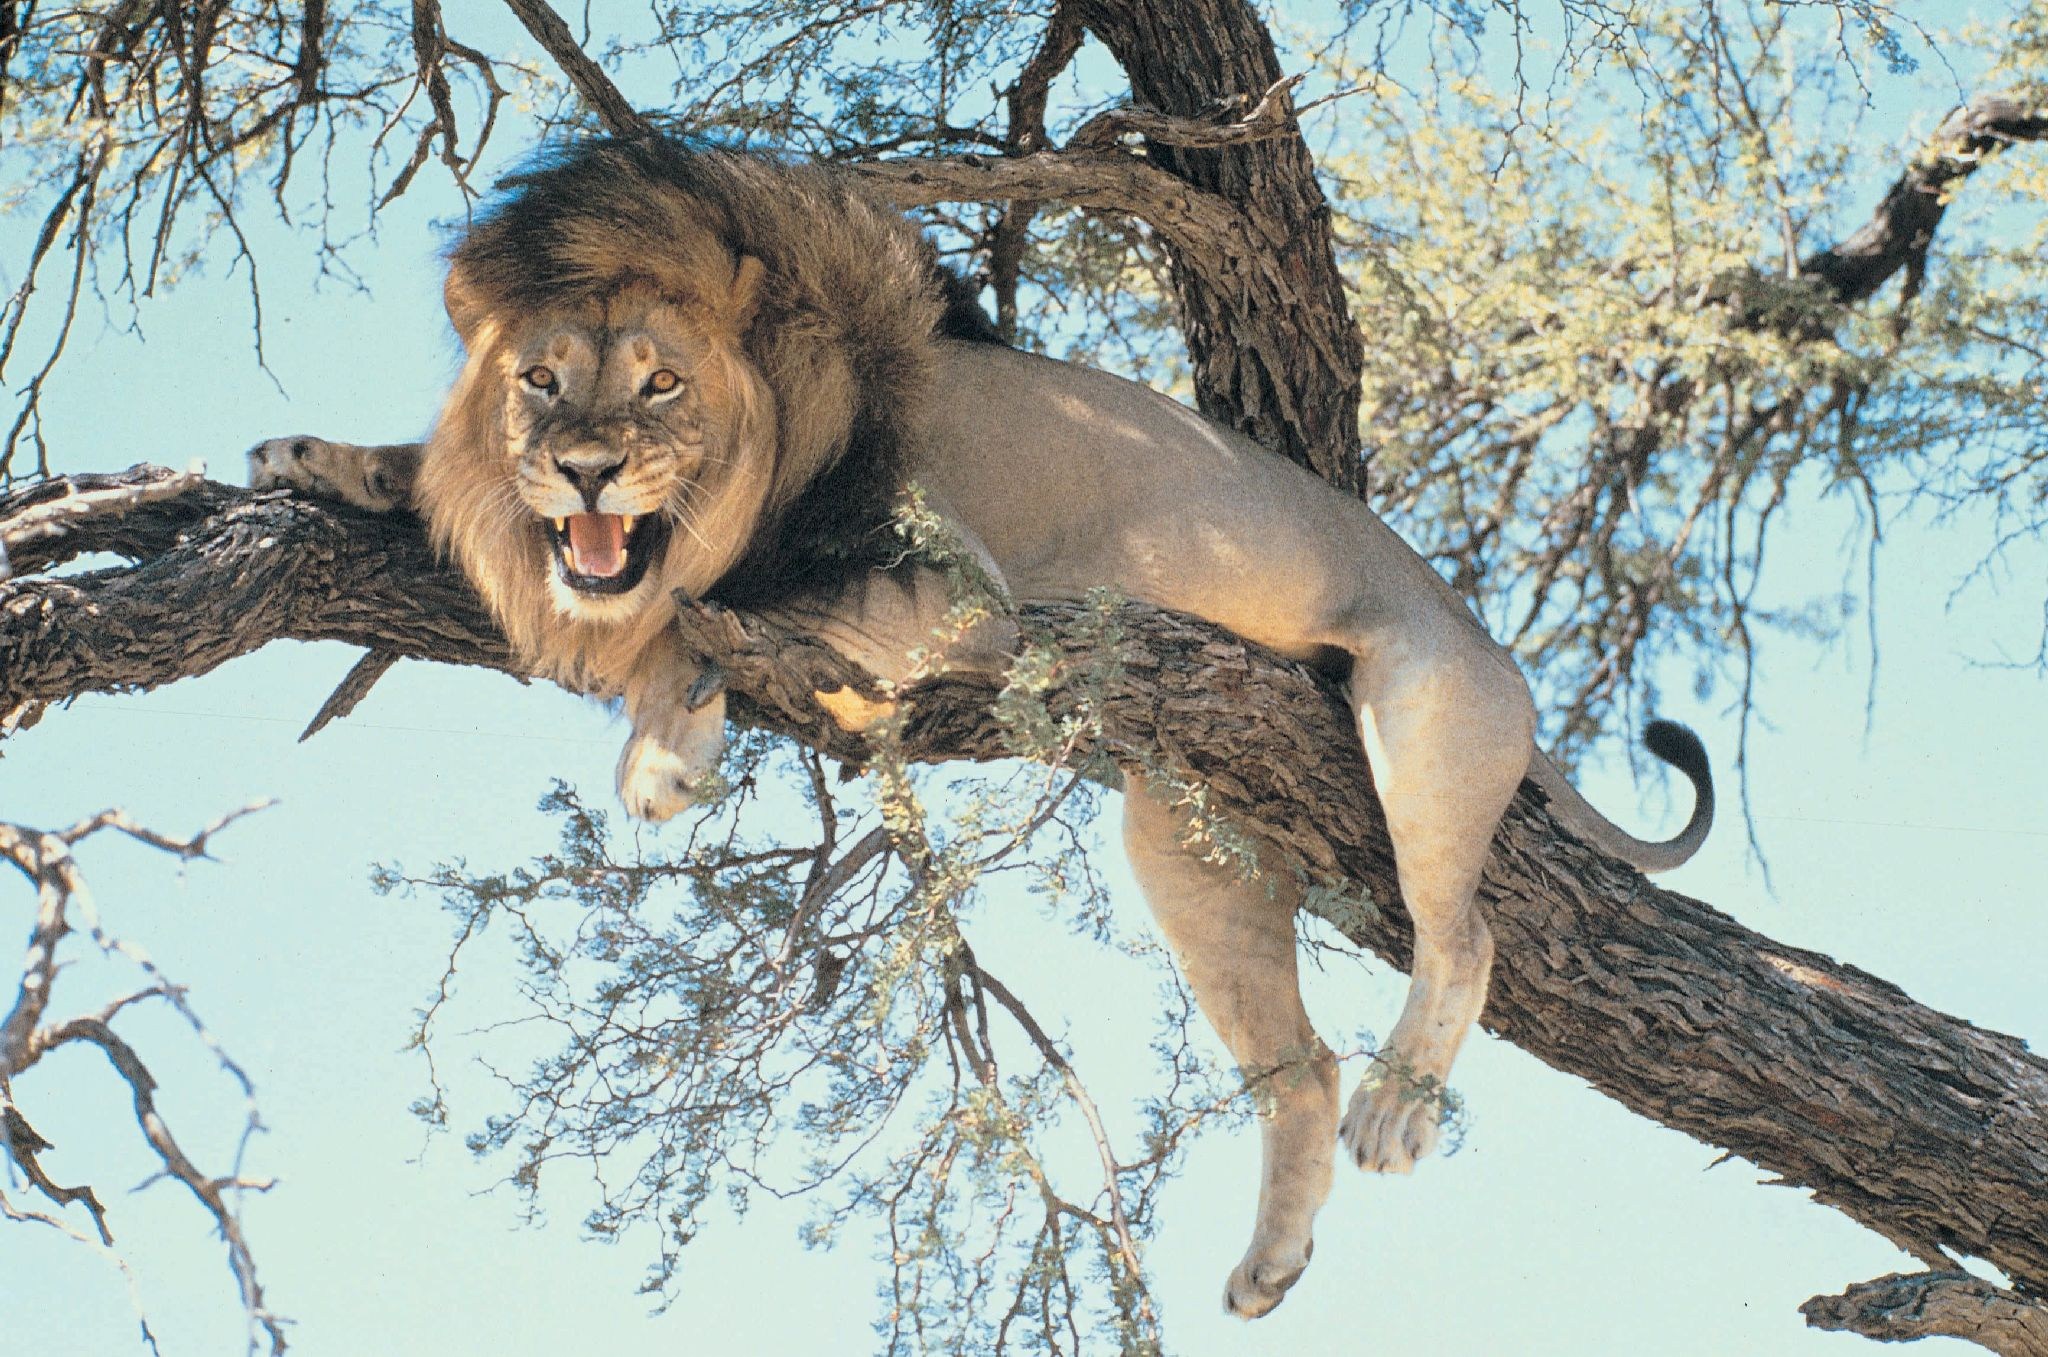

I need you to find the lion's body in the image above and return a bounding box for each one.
[250,139,1711,1319]
[915,340,1479,661]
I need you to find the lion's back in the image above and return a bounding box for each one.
[911,340,1441,658]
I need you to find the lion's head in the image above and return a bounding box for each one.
[413,140,962,686]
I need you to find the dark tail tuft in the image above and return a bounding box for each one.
[1643,719,1714,821]
[1524,719,1716,871]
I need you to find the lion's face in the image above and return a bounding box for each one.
[488,286,771,623]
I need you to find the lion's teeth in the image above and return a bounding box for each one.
[622,514,638,533]
[552,517,566,532]
[617,546,629,568]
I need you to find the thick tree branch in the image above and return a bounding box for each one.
[1804,89,2048,306]
[849,150,1273,292]
[0,463,206,579]
[1804,1272,2048,1356]
[0,477,515,736]
[667,590,2048,1309]
[4,467,2044,1354]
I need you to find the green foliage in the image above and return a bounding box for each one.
[1320,9,2048,752]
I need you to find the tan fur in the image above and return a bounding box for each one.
[417,290,770,687]
[249,143,1711,1321]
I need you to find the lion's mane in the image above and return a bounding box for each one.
[419,138,995,687]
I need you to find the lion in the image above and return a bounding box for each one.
[250,138,1711,1319]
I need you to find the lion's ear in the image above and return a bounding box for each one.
[726,255,766,330]
[443,265,490,346]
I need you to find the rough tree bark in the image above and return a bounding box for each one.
[3,471,2045,1355]
[1071,0,1367,492]
[1802,92,2048,307]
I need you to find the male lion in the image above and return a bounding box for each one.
[251,139,1711,1318]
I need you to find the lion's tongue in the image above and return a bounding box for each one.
[566,512,627,578]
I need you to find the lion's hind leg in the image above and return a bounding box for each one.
[1122,777,1338,1319]
[1337,642,1532,1173]
[248,436,420,512]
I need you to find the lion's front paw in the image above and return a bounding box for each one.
[1222,1238,1312,1319]
[248,435,348,496]
[247,436,410,512]
[1338,1065,1444,1174]
[615,732,723,823]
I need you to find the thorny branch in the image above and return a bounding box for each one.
[0,802,283,1355]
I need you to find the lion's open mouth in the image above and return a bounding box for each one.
[543,511,668,595]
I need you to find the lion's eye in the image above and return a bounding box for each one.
[644,369,683,398]
[522,365,558,393]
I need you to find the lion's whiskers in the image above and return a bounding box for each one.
[664,488,718,555]
[478,481,532,538]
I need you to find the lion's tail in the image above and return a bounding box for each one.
[1523,720,1714,874]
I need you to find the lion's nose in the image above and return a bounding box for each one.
[554,449,625,510]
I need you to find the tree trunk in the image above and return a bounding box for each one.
[1074,0,1366,493]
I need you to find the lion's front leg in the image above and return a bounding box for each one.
[247,436,421,512]
[615,704,727,822]
[616,640,730,823]
[614,543,1016,823]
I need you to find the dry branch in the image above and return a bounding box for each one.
[500,0,656,139]
[1,804,284,1354]
[3,467,2045,1352]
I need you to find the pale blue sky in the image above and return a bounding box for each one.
[3,6,2045,1355]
